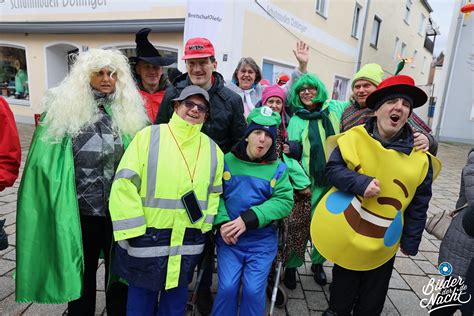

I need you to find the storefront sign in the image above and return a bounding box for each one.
[1,0,182,15]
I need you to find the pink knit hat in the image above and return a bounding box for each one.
[261,85,288,140]
[262,85,286,107]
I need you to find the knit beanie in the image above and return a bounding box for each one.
[245,106,281,144]
[262,85,286,107]
[352,63,384,88]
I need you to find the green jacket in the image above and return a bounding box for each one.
[214,152,293,228]
[283,99,349,206]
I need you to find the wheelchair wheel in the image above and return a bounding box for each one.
[266,280,288,308]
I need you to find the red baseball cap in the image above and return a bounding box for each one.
[182,37,215,60]
[277,74,290,85]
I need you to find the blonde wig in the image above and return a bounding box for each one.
[41,48,149,140]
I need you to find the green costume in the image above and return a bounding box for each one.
[15,68,28,95]
[284,73,349,268]
[16,111,131,303]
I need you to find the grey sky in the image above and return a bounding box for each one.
[429,0,458,56]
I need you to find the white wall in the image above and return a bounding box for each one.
[435,1,474,144]
[45,44,77,89]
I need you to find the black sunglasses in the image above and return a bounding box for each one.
[183,100,208,113]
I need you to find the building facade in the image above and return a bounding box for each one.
[0,0,434,125]
[432,0,473,144]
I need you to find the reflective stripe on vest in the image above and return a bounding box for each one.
[115,168,141,190]
[117,239,205,258]
[113,216,146,231]
[212,184,223,193]
[142,125,219,211]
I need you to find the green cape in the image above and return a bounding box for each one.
[16,116,132,303]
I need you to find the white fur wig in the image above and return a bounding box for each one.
[41,48,149,140]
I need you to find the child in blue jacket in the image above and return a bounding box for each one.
[212,107,294,315]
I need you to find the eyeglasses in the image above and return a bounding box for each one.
[183,100,208,113]
[298,86,317,94]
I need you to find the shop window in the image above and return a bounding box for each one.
[0,46,29,105]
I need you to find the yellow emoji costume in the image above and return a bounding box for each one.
[311,125,441,271]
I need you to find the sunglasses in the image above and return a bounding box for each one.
[298,86,317,94]
[183,100,208,113]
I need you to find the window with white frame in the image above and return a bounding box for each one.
[351,3,362,38]
[393,37,400,59]
[315,0,328,17]
[0,45,30,106]
[331,76,350,101]
[421,56,427,74]
[412,50,418,67]
[370,16,382,48]
[419,14,426,35]
[400,42,407,58]
[404,0,412,24]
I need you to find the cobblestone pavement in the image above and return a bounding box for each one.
[0,123,471,315]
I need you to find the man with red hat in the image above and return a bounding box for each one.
[340,63,438,154]
[131,28,176,122]
[155,37,245,315]
[155,37,245,154]
[311,75,441,316]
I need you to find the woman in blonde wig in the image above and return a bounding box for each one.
[16,49,149,315]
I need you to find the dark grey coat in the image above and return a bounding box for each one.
[456,148,474,208]
[438,149,474,278]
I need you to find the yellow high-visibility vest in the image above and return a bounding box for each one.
[109,114,224,289]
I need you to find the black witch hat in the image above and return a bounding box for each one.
[131,28,175,66]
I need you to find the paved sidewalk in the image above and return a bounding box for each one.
[0,123,471,315]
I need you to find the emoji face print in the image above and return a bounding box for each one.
[324,181,405,249]
[311,177,412,271]
[311,126,440,271]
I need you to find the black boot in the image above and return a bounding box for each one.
[311,263,327,286]
[283,268,297,290]
[196,288,213,316]
[322,308,338,316]
[0,219,8,251]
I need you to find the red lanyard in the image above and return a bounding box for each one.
[167,124,201,185]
